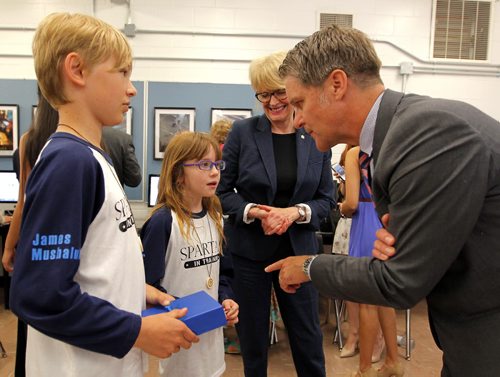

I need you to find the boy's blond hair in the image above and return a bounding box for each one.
[248,51,287,92]
[32,12,132,108]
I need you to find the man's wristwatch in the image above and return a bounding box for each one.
[302,256,316,280]
[295,205,306,222]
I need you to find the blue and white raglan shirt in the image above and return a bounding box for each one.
[141,207,232,377]
[10,133,146,377]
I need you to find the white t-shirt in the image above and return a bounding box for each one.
[141,208,225,377]
[11,134,146,377]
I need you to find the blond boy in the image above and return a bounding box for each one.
[10,13,197,377]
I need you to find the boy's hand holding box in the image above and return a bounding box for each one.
[142,290,227,335]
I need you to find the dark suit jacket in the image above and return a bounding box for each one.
[311,89,500,376]
[217,115,335,262]
[102,127,141,188]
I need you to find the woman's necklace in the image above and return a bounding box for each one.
[191,215,215,289]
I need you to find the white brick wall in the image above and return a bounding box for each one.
[0,0,499,119]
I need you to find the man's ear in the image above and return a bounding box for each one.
[63,52,85,87]
[325,69,348,100]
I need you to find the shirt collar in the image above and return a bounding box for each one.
[359,91,385,156]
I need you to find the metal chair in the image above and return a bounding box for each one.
[401,308,414,360]
[269,318,279,345]
[332,299,346,350]
[269,287,280,345]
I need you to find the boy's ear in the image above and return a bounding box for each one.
[63,52,85,87]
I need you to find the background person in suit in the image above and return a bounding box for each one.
[266,24,500,377]
[217,51,335,377]
[102,126,141,187]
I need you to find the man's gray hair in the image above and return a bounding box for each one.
[279,24,383,88]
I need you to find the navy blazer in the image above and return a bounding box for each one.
[217,115,335,262]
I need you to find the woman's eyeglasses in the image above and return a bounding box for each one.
[254,89,287,103]
[183,160,226,171]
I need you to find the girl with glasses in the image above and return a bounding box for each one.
[141,131,239,377]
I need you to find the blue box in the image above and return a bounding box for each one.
[142,290,227,335]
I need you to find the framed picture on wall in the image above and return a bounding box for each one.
[154,107,195,160]
[210,108,252,125]
[111,106,133,135]
[0,104,19,157]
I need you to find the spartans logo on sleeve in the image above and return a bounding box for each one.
[114,198,136,232]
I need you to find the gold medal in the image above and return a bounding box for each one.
[206,277,214,289]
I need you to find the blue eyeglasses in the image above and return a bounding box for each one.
[183,160,226,171]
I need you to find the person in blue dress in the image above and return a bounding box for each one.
[340,146,402,377]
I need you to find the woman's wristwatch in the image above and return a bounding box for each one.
[295,204,306,222]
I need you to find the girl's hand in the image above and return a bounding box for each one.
[222,299,239,326]
[145,284,176,307]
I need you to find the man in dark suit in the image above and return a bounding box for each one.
[102,127,141,188]
[266,25,500,376]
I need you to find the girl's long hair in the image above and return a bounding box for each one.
[151,131,224,251]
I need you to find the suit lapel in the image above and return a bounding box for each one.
[372,89,404,168]
[371,89,404,216]
[293,128,311,198]
[254,116,277,199]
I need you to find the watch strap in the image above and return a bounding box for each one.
[302,256,317,280]
[295,204,306,222]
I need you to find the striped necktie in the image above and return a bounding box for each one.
[359,150,372,196]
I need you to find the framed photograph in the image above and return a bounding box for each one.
[0,105,19,156]
[154,107,195,160]
[211,108,252,125]
[148,174,160,207]
[111,106,133,135]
